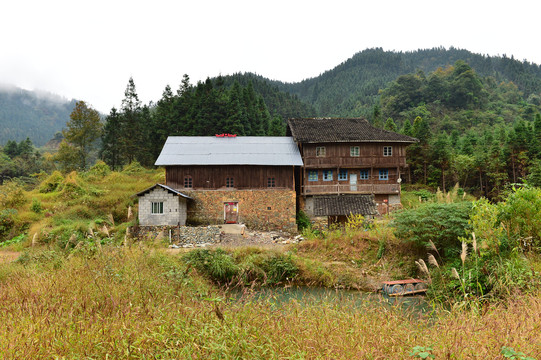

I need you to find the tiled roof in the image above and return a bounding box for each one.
[287,118,418,144]
[313,194,378,216]
[136,183,192,199]
[155,136,303,166]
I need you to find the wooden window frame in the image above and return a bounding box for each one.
[316,146,326,157]
[383,146,393,157]
[267,177,276,188]
[350,146,360,157]
[226,177,234,188]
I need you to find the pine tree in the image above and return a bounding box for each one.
[119,77,142,163]
[101,107,122,170]
[383,117,397,132]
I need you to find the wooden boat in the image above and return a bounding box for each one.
[381,279,427,296]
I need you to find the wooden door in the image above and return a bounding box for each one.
[224,202,239,223]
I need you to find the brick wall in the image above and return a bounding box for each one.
[138,188,188,226]
[184,189,297,232]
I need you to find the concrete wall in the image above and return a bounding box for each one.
[185,189,297,232]
[138,187,188,226]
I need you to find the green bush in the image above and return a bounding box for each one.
[39,171,64,193]
[296,210,311,231]
[392,202,472,257]
[497,186,541,251]
[183,249,239,284]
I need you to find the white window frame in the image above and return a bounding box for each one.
[316,146,326,157]
[151,201,164,214]
[350,146,360,157]
[383,146,393,157]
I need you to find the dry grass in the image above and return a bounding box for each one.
[1,247,538,359]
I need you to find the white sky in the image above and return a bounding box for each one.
[1,0,539,113]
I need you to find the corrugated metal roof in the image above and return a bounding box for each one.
[136,183,193,199]
[155,136,304,166]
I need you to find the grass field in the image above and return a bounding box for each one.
[0,247,539,359]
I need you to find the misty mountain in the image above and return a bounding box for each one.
[0,84,76,146]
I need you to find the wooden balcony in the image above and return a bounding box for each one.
[302,156,406,168]
[302,183,401,195]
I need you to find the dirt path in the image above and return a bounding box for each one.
[0,251,20,264]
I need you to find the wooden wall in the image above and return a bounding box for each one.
[302,142,407,168]
[166,165,295,190]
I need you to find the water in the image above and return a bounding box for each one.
[228,286,431,316]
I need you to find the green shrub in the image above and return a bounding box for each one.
[296,210,311,231]
[393,202,472,257]
[183,249,239,284]
[39,171,64,193]
[31,198,43,214]
[497,186,541,251]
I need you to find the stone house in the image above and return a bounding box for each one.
[136,183,192,226]
[287,118,418,222]
[152,135,303,231]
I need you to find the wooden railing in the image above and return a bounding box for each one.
[302,183,401,195]
[302,156,406,168]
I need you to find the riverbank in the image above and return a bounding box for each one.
[0,246,539,359]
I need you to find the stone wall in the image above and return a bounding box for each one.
[138,187,187,226]
[184,189,297,231]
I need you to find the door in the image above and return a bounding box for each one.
[224,202,239,223]
[349,173,357,192]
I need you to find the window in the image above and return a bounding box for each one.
[383,146,393,157]
[316,146,326,157]
[226,177,234,188]
[379,169,389,180]
[350,146,360,157]
[184,176,193,188]
[360,169,370,180]
[151,202,163,214]
[338,169,348,181]
[323,170,333,181]
[308,170,318,181]
[267,177,275,188]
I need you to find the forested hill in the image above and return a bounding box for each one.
[218,73,317,119]
[269,47,541,117]
[0,85,76,146]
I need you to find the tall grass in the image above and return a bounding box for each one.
[0,247,539,359]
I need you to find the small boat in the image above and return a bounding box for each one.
[381,279,427,296]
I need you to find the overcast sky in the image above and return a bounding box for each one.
[1,0,539,113]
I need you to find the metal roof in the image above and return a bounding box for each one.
[136,183,193,199]
[155,136,304,166]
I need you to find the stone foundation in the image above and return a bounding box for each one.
[184,189,297,232]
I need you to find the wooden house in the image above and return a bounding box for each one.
[287,118,418,219]
[154,135,303,230]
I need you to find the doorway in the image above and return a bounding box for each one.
[349,173,358,192]
[224,202,239,223]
